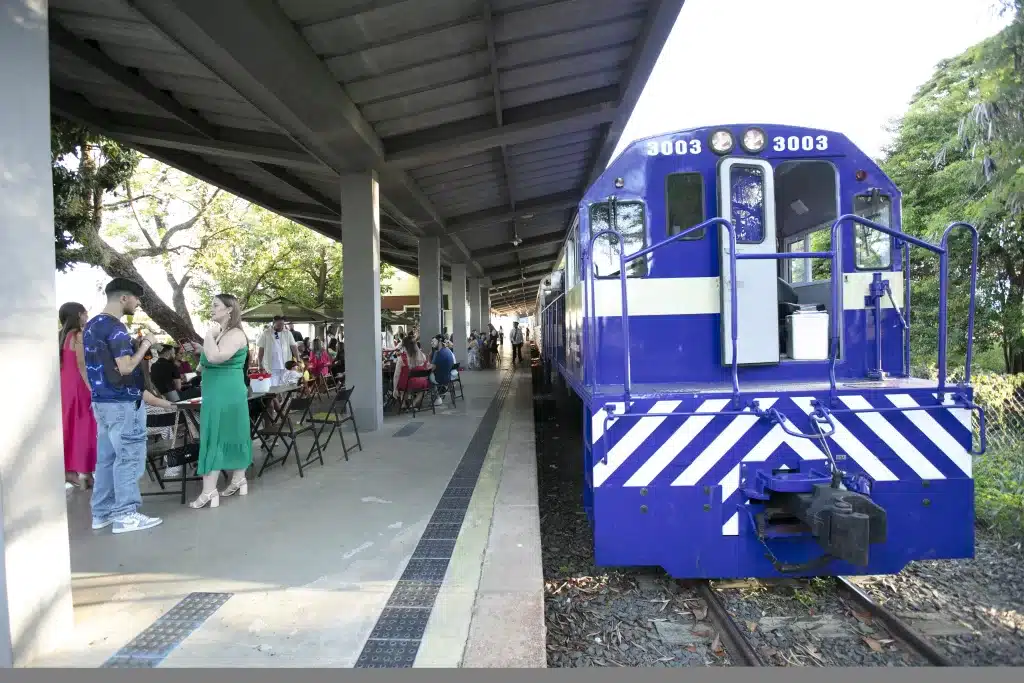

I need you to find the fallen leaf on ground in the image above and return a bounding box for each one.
[711,633,724,656]
[746,621,758,632]
[863,636,883,652]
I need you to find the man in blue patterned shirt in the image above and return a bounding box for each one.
[83,278,163,534]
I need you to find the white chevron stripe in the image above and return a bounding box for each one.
[591,402,629,445]
[624,399,731,487]
[671,398,778,487]
[722,499,755,536]
[593,401,681,487]
[790,397,898,483]
[936,392,972,431]
[718,420,828,504]
[887,394,971,477]
[838,396,945,479]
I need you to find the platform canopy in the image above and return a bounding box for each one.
[48,0,684,315]
[240,297,332,324]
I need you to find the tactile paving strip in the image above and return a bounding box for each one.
[428,508,467,525]
[386,581,441,608]
[421,522,463,539]
[411,539,457,559]
[354,369,516,668]
[101,592,232,668]
[401,558,450,582]
[354,639,420,668]
[367,608,431,641]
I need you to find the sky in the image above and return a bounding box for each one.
[55,0,1012,321]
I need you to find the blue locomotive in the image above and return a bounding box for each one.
[534,123,986,578]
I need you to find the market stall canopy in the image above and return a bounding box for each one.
[240,297,331,324]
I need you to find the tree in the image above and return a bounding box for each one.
[51,117,138,271]
[52,122,236,343]
[882,19,1024,371]
[191,207,396,319]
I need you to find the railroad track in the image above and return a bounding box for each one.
[690,577,953,667]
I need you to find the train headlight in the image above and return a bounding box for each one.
[710,129,734,154]
[741,127,766,153]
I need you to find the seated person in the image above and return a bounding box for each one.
[282,360,303,385]
[429,335,456,402]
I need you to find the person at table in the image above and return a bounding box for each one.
[257,315,299,387]
[174,345,194,374]
[150,344,182,401]
[59,301,97,491]
[83,278,163,534]
[392,334,431,410]
[189,293,252,510]
[308,338,332,378]
[429,334,457,405]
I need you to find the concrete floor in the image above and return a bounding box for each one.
[28,349,545,668]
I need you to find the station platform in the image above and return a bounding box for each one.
[28,349,545,668]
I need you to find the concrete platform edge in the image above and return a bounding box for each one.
[462,370,546,668]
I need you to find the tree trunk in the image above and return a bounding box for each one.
[79,222,201,344]
[102,248,201,344]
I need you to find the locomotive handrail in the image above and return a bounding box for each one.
[586,216,742,408]
[828,215,944,405]
[938,222,980,396]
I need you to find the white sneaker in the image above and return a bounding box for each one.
[112,511,163,534]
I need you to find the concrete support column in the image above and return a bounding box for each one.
[450,264,468,361]
[467,277,481,335]
[340,171,383,432]
[417,236,441,343]
[479,279,492,330]
[0,0,74,666]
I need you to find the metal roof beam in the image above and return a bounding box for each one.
[127,0,484,275]
[472,230,565,259]
[584,0,687,186]
[446,190,579,233]
[492,272,546,288]
[384,89,618,170]
[487,258,555,279]
[51,92,327,171]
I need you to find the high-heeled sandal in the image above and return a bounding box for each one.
[221,478,248,497]
[188,490,220,509]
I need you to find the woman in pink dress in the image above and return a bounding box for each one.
[59,302,98,490]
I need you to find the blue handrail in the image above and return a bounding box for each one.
[938,222,980,395]
[585,216,742,407]
[827,214,944,404]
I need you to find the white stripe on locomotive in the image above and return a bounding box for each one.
[588,272,905,318]
[671,399,778,486]
[838,396,945,479]
[886,394,971,476]
[624,399,731,487]
[790,397,898,483]
[592,400,682,487]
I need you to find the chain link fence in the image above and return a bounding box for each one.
[911,365,1024,536]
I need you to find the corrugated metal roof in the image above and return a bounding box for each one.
[47,0,686,312]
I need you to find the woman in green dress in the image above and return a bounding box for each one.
[189,293,252,509]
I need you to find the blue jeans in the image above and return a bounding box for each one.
[91,400,147,520]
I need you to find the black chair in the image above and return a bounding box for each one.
[310,385,362,461]
[450,363,465,400]
[256,394,325,478]
[143,410,202,504]
[397,368,435,417]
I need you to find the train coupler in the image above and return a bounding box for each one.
[768,484,887,567]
